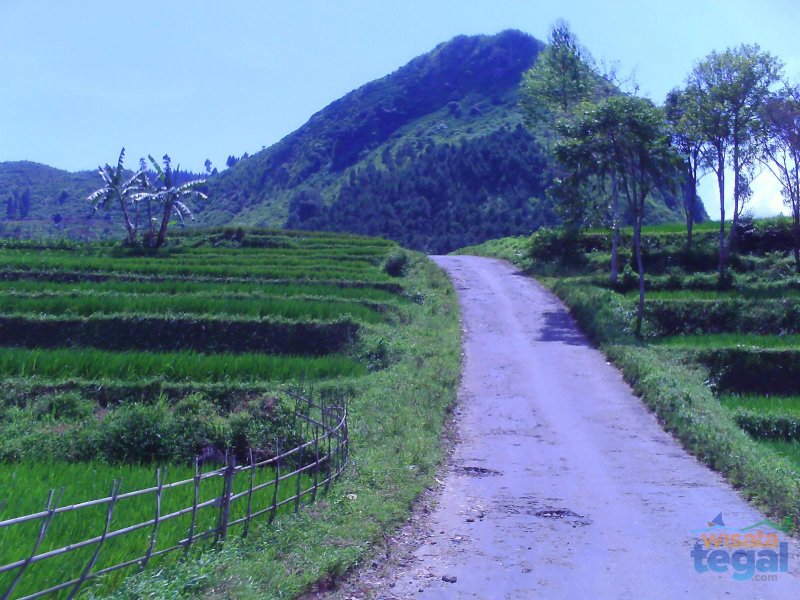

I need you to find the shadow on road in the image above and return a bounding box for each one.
[537,309,589,346]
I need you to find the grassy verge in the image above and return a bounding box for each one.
[459,235,800,531]
[90,254,461,599]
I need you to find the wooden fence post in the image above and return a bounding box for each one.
[311,428,320,504]
[216,454,235,543]
[68,480,120,599]
[185,458,200,556]
[269,440,280,524]
[1,488,63,600]
[140,469,164,570]
[243,449,255,538]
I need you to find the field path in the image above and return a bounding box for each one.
[379,255,800,599]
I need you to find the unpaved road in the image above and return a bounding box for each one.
[353,256,800,599]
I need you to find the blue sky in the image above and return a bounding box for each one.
[1,0,798,216]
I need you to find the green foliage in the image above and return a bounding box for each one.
[520,20,598,116]
[383,250,410,277]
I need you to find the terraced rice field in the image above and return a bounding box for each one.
[0,228,408,597]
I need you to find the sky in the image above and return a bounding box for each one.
[1,0,799,217]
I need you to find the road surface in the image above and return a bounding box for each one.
[373,256,799,599]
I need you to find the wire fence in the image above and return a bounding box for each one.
[0,390,348,600]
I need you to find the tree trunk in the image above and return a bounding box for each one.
[728,139,741,257]
[610,171,619,285]
[634,215,645,338]
[686,213,693,251]
[717,165,727,279]
[155,198,173,248]
[794,205,800,274]
[117,192,137,245]
[147,200,155,247]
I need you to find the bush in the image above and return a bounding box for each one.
[170,394,229,463]
[383,250,410,277]
[98,402,176,463]
[529,227,586,267]
[31,391,93,422]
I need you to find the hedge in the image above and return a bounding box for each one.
[645,299,800,336]
[0,315,358,356]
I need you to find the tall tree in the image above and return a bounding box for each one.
[556,96,677,335]
[688,45,783,277]
[665,88,706,250]
[519,22,629,280]
[762,84,800,271]
[520,20,598,117]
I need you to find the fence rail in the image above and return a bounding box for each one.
[0,390,348,600]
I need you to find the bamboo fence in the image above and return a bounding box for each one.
[0,390,348,600]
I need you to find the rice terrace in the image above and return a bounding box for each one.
[3,2,800,599]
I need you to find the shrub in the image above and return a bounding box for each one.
[31,391,94,422]
[170,394,229,463]
[98,402,176,463]
[383,250,410,277]
[529,227,586,267]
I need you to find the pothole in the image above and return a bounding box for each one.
[460,466,501,477]
[532,508,591,527]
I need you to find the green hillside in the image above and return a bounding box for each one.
[197,29,701,252]
[1,30,703,252]
[0,162,109,240]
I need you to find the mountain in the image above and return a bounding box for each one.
[2,30,704,250]
[196,29,702,252]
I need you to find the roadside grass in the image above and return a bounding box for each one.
[757,440,800,471]
[459,228,800,533]
[94,255,461,599]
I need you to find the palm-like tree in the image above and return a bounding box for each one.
[136,155,206,248]
[87,148,145,244]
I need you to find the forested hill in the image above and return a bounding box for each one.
[0,162,105,240]
[2,30,702,249]
[197,29,697,253]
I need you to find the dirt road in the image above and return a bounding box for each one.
[365,256,799,599]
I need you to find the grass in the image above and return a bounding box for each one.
[651,334,800,349]
[0,230,461,599]
[94,253,461,599]
[0,347,365,383]
[757,440,800,470]
[0,278,408,303]
[721,395,800,414]
[0,461,312,598]
[0,252,394,282]
[0,291,385,323]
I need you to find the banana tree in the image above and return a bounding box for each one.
[87,148,145,244]
[136,155,206,248]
